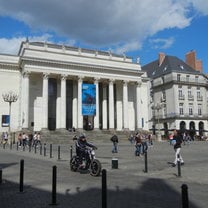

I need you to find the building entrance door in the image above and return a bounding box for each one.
[83,116,94,130]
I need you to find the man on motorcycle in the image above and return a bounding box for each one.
[75,133,97,168]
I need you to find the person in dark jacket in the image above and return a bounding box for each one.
[110,134,118,153]
[75,133,96,167]
[172,129,184,167]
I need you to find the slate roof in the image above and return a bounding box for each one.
[142,55,202,79]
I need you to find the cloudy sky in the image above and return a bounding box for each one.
[0,0,208,72]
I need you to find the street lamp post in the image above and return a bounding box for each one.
[2,91,18,144]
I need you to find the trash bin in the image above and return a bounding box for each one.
[112,158,118,169]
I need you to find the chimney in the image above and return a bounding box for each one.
[158,52,165,66]
[185,50,203,73]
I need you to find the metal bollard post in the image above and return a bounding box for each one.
[58,146,61,160]
[19,159,24,192]
[40,144,42,155]
[102,169,107,208]
[181,184,189,208]
[50,166,57,205]
[0,169,2,184]
[50,144,53,158]
[177,154,181,177]
[29,145,31,152]
[70,145,73,160]
[10,142,12,150]
[34,144,37,154]
[44,143,46,157]
[144,151,148,173]
[16,142,19,151]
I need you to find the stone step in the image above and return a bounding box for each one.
[40,130,130,144]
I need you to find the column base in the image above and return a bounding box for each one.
[41,128,50,133]
[156,133,162,142]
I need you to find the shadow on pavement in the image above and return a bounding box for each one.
[0,162,18,169]
[0,177,200,208]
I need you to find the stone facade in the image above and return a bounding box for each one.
[0,41,149,133]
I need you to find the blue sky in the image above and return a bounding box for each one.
[0,0,208,73]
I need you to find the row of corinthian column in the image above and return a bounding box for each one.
[21,72,142,131]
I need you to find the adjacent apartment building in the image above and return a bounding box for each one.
[142,51,208,138]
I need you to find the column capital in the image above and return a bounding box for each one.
[109,79,115,84]
[61,74,68,80]
[123,80,129,86]
[78,76,84,81]
[23,71,30,78]
[94,77,100,83]
[43,73,49,80]
[136,81,142,87]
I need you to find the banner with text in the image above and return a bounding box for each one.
[82,83,96,116]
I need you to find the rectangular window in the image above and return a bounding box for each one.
[195,76,199,83]
[179,89,183,97]
[197,91,200,98]
[177,74,181,81]
[189,104,193,115]
[188,90,191,97]
[179,103,184,115]
[186,75,190,82]
[198,104,202,115]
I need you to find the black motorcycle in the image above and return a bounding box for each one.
[70,146,102,176]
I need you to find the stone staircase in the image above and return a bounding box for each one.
[40,129,131,144]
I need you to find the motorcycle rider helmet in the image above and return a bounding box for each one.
[79,133,86,141]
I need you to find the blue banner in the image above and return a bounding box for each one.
[82,83,96,115]
[2,115,10,127]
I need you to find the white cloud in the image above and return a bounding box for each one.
[150,37,175,49]
[0,0,207,54]
[114,41,142,54]
[0,34,53,54]
[188,0,208,15]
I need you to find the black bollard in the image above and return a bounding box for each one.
[34,145,37,154]
[44,143,46,157]
[70,145,73,160]
[40,144,42,155]
[177,154,181,177]
[102,169,107,208]
[144,151,148,173]
[16,142,19,151]
[51,165,57,205]
[19,159,24,192]
[0,169,2,184]
[58,146,61,160]
[10,142,12,150]
[181,184,189,208]
[50,144,53,158]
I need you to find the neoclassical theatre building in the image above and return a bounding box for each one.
[0,41,149,133]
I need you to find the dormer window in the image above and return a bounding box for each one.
[163,66,167,72]
[179,65,184,70]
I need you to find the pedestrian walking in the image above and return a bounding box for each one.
[36,132,41,147]
[17,133,22,147]
[172,129,184,167]
[110,133,118,153]
[141,133,148,154]
[134,132,142,156]
[128,133,135,144]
